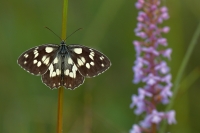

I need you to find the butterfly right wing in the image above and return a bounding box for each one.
[17,44,59,75]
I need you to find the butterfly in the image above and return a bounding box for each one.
[17,41,111,90]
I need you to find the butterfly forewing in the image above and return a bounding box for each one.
[68,45,111,77]
[17,44,59,75]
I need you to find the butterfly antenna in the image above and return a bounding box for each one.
[45,27,62,40]
[64,28,83,42]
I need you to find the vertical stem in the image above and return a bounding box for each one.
[152,123,156,133]
[160,23,200,133]
[83,88,92,133]
[61,0,68,40]
[57,0,68,133]
[57,87,64,133]
[166,23,200,111]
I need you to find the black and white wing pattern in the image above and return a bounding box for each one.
[67,45,111,77]
[17,44,59,75]
[17,41,111,90]
[41,55,85,89]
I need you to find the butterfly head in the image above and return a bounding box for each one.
[61,40,66,45]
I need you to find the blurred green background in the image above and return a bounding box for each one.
[0,0,200,133]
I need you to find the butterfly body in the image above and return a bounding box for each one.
[17,41,111,90]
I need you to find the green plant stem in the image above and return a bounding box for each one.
[57,0,68,133]
[61,0,68,40]
[166,23,200,112]
[160,22,200,133]
[57,88,64,133]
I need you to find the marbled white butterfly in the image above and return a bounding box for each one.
[17,41,111,90]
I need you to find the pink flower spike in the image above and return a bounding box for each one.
[138,0,144,4]
[160,6,168,13]
[142,74,160,85]
[151,110,164,124]
[136,32,147,38]
[162,26,170,33]
[162,12,169,20]
[166,110,177,124]
[130,124,142,133]
[158,38,167,46]
[162,48,172,60]
[135,2,143,9]
[155,61,169,74]
[131,0,175,132]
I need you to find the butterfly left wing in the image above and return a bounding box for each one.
[17,44,59,75]
[67,44,111,77]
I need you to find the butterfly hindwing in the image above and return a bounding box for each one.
[68,45,111,77]
[17,44,59,75]
[41,55,85,89]
[62,56,85,89]
[41,55,62,89]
